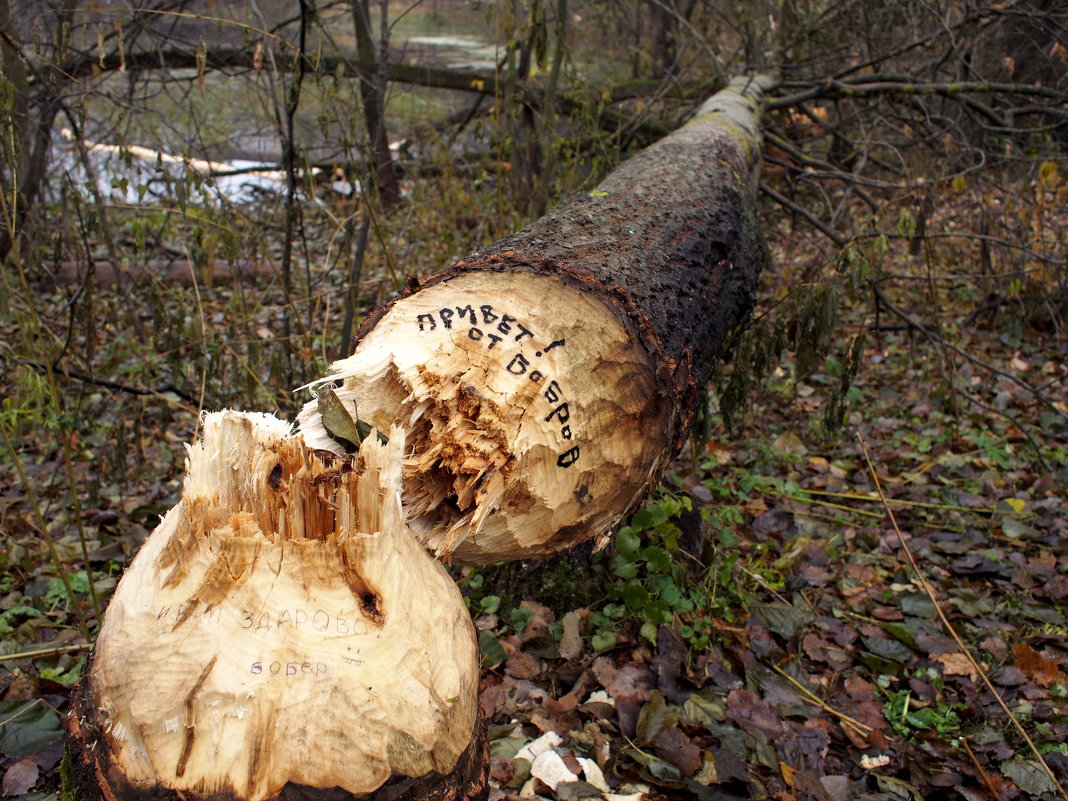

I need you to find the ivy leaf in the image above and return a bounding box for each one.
[642,546,672,573]
[616,527,641,559]
[644,599,673,625]
[591,631,616,652]
[623,581,649,611]
[0,700,63,759]
[631,508,654,529]
[610,554,638,579]
[478,630,506,668]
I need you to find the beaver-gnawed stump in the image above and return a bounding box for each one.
[67,75,775,801]
[67,411,485,801]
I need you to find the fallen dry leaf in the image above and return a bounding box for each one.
[1013,642,1066,687]
[726,689,784,743]
[2,759,39,797]
[653,726,702,777]
[936,651,980,681]
[505,650,542,680]
[529,749,577,791]
[558,610,584,661]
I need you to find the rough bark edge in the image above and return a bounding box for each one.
[353,75,773,454]
[65,670,489,801]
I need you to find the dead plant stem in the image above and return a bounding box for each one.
[770,664,880,740]
[0,643,92,663]
[961,737,1002,799]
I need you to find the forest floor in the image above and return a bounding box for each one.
[467,197,1068,801]
[0,175,1066,801]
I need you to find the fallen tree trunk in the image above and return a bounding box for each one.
[68,76,772,801]
[68,411,486,801]
[298,74,774,564]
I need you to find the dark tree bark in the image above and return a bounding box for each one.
[649,0,695,78]
[0,0,72,265]
[298,75,774,564]
[351,0,401,206]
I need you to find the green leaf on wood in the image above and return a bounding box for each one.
[316,386,385,451]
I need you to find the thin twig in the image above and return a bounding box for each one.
[760,183,846,246]
[19,360,197,404]
[961,737,1002,799]
[770,664,883,741]
[0,643,92,663]
[857,433,1068,801]
[788,487,985,515]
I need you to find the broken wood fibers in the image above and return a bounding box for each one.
[69,411,485,801]
[299,74,773,564]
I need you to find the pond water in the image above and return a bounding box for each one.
[391,2,501,71]
[57,7,498,207]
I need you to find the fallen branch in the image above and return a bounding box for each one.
[759,182,847,246]
[770,76,1068,110]
[21,359,197,405]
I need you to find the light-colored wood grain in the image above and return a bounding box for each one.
[297,271,673,564]
[85,411,478,801]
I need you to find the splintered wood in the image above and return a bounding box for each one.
[71,411,480,801]
[298,271,673,564]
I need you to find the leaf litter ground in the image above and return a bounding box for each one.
[470,194,1068,800]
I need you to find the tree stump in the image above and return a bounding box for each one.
[68,411,485,801]
[298,74,774,564]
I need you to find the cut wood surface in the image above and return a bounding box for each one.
[299,270,668,562]
[69,411,484,801]
[299,74,774,564]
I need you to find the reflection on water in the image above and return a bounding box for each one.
[59,127,301,206]
[404,35,500,71]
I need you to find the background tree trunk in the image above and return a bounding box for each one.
[298,74,774,564]
[351,0,401,206]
